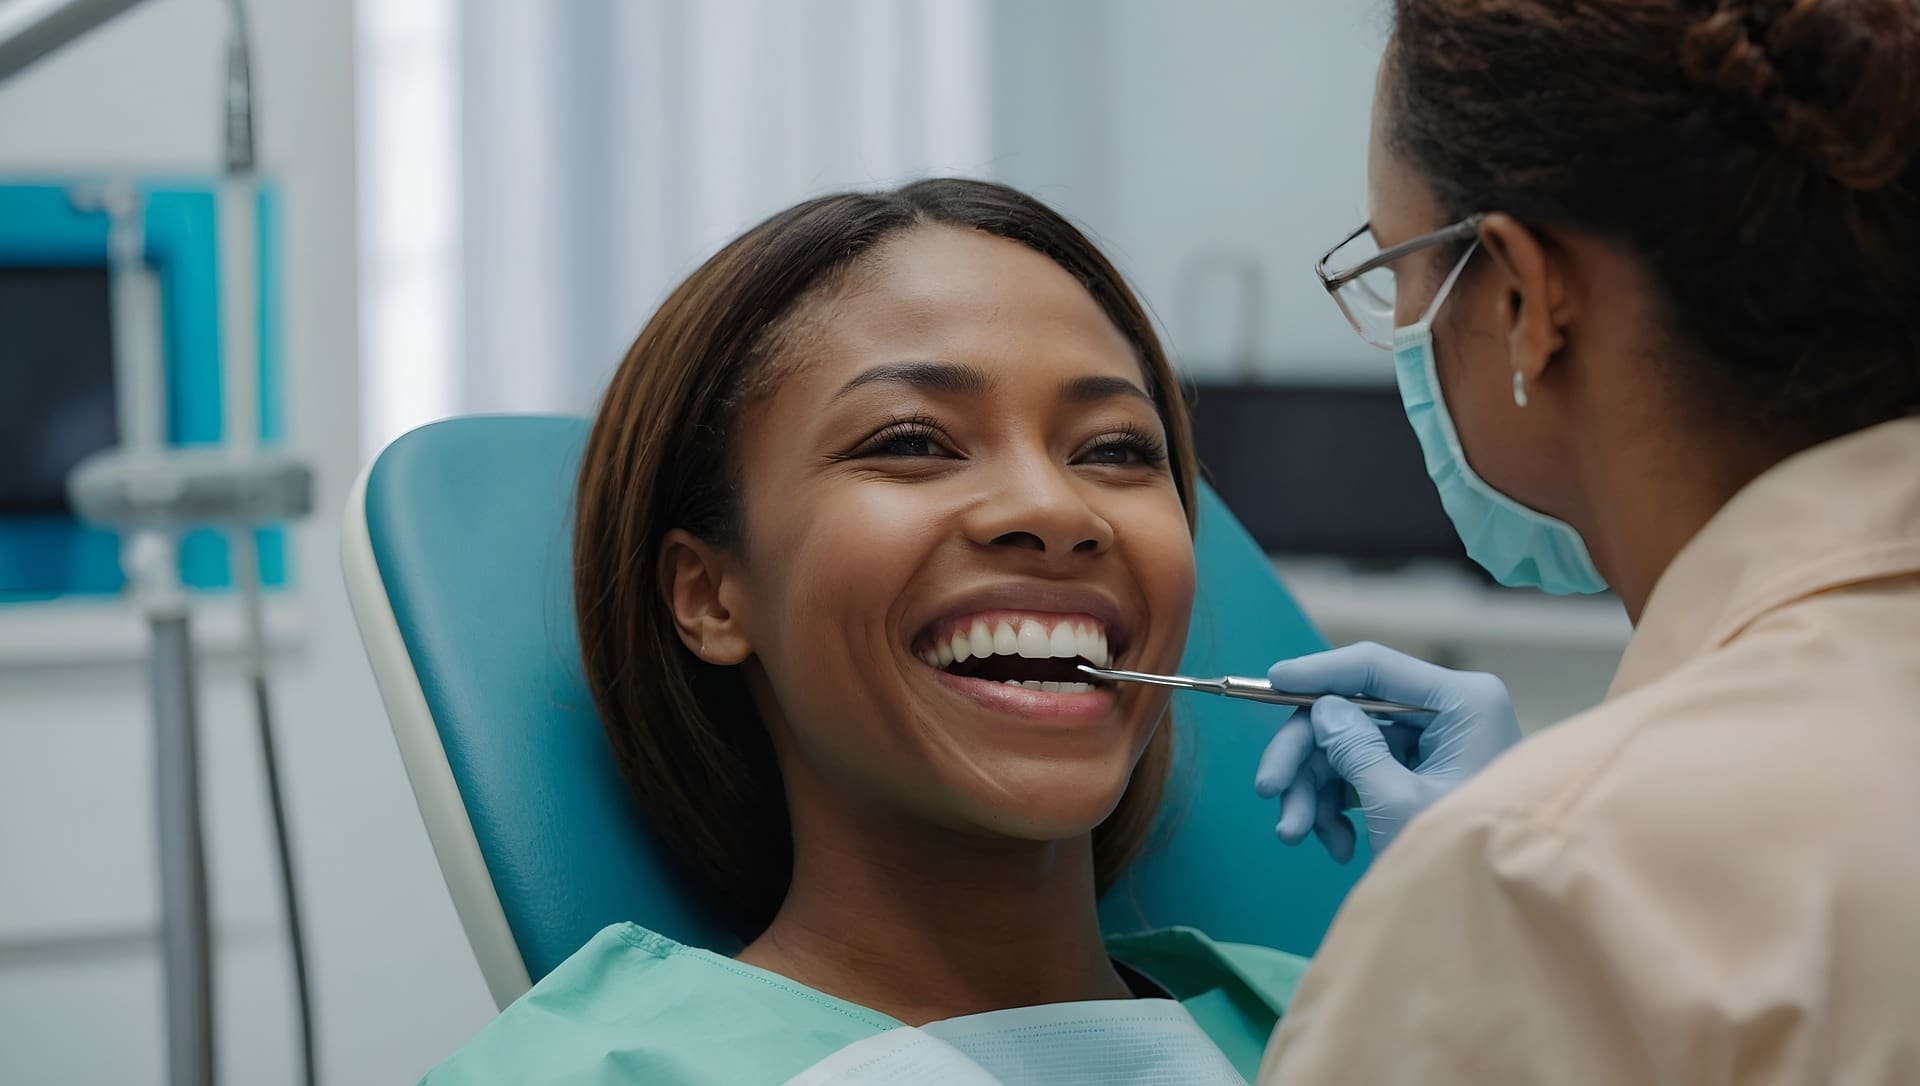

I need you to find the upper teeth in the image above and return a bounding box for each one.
[920,616,1110,669]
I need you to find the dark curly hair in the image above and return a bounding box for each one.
[1388,0,1920,447]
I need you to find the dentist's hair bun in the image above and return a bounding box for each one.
[1682,0,1920,191]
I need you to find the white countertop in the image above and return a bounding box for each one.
[1273,556,1633,651]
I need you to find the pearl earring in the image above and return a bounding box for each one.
[1512,370,1529,408]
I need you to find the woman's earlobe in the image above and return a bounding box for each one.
[659,529,754,665]
[1480,214,1567,384]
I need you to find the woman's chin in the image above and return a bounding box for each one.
[943,759,1139,842]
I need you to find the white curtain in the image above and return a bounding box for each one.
[359,0,992,451]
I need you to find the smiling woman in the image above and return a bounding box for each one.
[420,180,1309,1085]
[581,180,1196,942]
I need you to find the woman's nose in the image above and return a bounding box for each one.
[963,459,1116,558]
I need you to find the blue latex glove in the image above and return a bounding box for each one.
[1253,642,1522,861]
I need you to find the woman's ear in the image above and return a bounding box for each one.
[658,529,754,665]
[1478,213,1576,387]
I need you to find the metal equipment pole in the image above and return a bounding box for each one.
[148,595,215,1086]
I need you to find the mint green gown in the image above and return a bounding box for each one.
[421,923,1308,1084]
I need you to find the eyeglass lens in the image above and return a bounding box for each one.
[1326,229,1398,348]
[1339,265,1397,347]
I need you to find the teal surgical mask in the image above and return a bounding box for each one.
[1391,242,1607,595]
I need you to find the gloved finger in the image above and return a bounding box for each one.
[1267,641,1458,717]
[1254,713,1315,798]
[1312,773,1357,865]
[1381,721,1423,769]
[1275,773,1318,845]
[1310,695,1403,791]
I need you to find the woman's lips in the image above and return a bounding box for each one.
[905,593,1141,722]
[922,659,1119,723]
[912,582,1132,664]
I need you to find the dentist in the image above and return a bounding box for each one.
[1253,1,1920,1082]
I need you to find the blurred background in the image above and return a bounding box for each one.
[0,1,1627,1082]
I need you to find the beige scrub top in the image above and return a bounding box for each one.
[1259,416,1920,1086]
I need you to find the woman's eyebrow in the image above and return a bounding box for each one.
[835,360,992,399]
[1060,374,1154,407]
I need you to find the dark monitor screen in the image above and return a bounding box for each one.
[0,266,118,515]
[1188,381,1479,574]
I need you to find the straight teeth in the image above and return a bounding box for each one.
[999,680,1095,693]
[919,616,1111,670]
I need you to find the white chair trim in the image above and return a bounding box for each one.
[342,458,534,1009]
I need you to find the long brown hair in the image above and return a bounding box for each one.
[573,179,1198,942]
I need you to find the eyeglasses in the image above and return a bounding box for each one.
[1315,214,1486,350]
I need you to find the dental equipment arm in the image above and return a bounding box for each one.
[0,0,149,83]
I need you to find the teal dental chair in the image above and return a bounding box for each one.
[343,415,1371,1009]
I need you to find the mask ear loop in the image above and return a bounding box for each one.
[1419,235,1527,407]
[1420,237,1481,325]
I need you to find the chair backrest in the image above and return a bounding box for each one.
[344,416,1371,1009]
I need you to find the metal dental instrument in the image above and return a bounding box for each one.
[1077,664,1433,717]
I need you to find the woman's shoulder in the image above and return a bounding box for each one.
[420,923,895,1086]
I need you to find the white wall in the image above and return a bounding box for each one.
[429,0,996,443]
[0,0,492,1082]
[992,0,1392,383]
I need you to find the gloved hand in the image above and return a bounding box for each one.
[1253,642,1522,862]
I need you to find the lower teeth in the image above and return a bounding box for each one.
[999,680,1093,694]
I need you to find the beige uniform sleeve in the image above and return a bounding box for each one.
[1257,800,1759,1086]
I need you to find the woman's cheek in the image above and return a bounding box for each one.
[767,492,933,665]
[1125,495,1198,669]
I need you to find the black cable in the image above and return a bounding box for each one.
[251,670,318,1086]
[221,2,312,1079]
[222,0,255,175]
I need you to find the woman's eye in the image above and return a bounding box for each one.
[848,419,954,460]
[1083,442,1144,465]
[877,432,938,457]
[1078,431,1167,468]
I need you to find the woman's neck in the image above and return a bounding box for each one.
[736,796,1131,1026]
[1578,405,1793,623]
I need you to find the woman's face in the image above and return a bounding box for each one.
[719,226,1194,846]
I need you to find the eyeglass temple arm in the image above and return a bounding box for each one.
[1317,214,1486,291]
